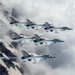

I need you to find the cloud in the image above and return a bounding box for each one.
[0,0,75,75]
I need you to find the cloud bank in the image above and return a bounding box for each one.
[0,0,75,75]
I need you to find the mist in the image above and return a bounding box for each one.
[0,0,75,75]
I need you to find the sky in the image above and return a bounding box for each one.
[0,0,75,75]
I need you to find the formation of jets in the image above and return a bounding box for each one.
[43,22,73,32]
[10,17,73,32]
[0,17,73,64]
[8,32,64,45]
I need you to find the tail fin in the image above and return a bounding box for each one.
[21,50,30,58]
[12,32,22,39]
[45,22,52,28]
[26,19,34,25]
[10,17,18,24]
[34,34,41,40]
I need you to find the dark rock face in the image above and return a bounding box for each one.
[0,42,16,57]
[16,65,24,74]
[0,43,17,68]
[0,64,9,75]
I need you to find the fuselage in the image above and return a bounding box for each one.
[21,55,50,62]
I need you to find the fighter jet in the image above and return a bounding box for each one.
[10,17,26,26]
[12,36,34,44]
[33,34,64,45]
[21,50,55,63]
[11,32,35,44]
[43,22,73,32]
[8,31,35,44]
[25,19,44,29]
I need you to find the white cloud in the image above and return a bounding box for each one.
[0,0,75,75]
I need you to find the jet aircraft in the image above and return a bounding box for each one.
[33,34,64,45]
[43,22,73,32]
[11,32,35,44]
[21,50,55,63]
[10,17,26,26]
